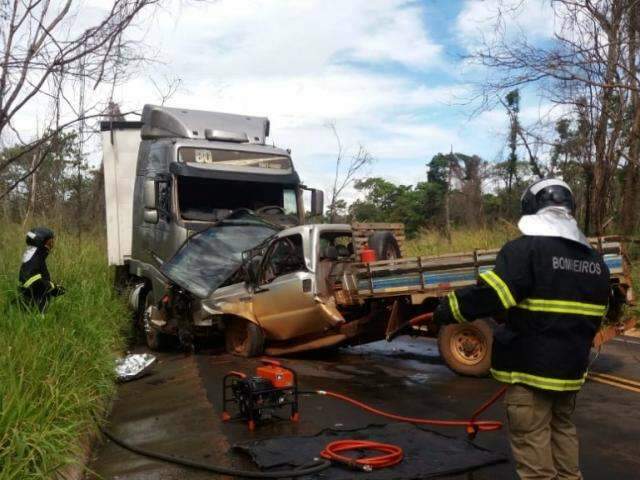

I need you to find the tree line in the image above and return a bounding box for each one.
[0,1,160,230]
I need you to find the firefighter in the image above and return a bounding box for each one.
[19,227,65,311]
[434,178,609,480]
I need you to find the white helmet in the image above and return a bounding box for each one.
[521,179,575,215]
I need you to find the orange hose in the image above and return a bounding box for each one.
[317,387,506,435]
[321,440,403,471]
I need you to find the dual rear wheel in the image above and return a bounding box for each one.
[437,319,494,377]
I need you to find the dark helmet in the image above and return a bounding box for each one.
[521,178,575,215]
[26,227,55,248]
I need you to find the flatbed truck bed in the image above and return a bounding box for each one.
[329,235,635,376]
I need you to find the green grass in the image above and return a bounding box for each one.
[405,225,518,257]
[0,225,128,479]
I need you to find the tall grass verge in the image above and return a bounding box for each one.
[0,225,128,479]
[404,225,518,257]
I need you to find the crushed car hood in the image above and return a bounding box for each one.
[161,212,279,298]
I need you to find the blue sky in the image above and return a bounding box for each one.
[14,0,558,201]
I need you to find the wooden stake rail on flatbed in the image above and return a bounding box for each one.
[352,222,406,257]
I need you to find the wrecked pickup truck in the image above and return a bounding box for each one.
[158,221,634,377]
[149,219,403,353]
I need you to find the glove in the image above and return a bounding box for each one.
[52,284,66,296]
[433,300,453,326]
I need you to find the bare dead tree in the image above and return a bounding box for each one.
[150,75,183,105]
[326,122,373,222]
[620,1,640,234]
[469,0,640,235]
[0,0,161,198]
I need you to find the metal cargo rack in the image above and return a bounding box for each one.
[338,237,631,304]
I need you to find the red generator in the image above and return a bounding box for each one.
[222,358,299,431]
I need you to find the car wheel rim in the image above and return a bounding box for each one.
[229,322,249,353]
[450,327,487,366]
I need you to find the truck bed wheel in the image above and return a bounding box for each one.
[368,231,401,260]
[437,319,493,377]
[225,319,265,357]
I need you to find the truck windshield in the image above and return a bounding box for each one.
[179,147,292,170]
[161,213,279,298]
[178,176,298,222]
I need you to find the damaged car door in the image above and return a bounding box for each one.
[252,233,328,340]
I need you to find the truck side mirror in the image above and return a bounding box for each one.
[143,179,158,224]
[310,189,324,216]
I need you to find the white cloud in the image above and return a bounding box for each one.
[145,0,443,78]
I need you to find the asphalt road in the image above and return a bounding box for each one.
[88,335,640,479]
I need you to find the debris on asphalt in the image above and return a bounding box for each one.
[115,353,156,382]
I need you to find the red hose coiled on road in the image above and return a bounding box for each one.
[316,386,507,437]
[320,440,403,471]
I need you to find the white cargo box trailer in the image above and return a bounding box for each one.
[101,121,143,266]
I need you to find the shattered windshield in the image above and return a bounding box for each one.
[161,213,279,298]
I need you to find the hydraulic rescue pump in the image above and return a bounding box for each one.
[222,358,299,430]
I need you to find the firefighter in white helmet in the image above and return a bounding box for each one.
[435,178,610,480]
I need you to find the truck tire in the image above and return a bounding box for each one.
[437,319,493,377]
[368,231,401,260]
[143,290,171,351]
[225,318,265,357]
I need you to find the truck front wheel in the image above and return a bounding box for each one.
[437,319,493,377]
[225,318,265,357]
[143,290,171,351]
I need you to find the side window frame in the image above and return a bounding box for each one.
[260,234,305,284]
[155,173,171,221]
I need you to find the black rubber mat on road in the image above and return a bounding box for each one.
[234,423,507,479]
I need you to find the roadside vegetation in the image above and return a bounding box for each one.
[405,226,518,257]
[0,224,128,479]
